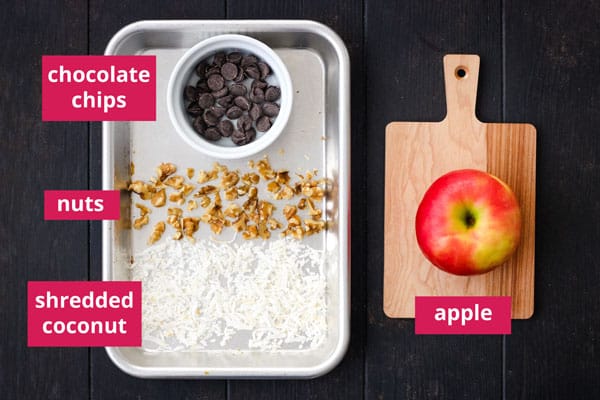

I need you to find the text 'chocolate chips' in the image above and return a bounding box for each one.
[183,50,282,146]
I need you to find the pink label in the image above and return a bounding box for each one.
[44,190,120,220]
[28,281,141,347]
[42,55,156,121]
[415,296,511,334]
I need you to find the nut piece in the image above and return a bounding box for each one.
[133,214,149,230]
[156,163,177,181]
[187,200,198,211]
[164,175,185,189]
[183,217,200,242]
[187,168,195,179]
[147,221,165,245]
[151,189,166,207]
[129,181,154,200]
[135,203,151,216]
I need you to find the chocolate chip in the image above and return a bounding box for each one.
[251,79,268,90]
[216,95,233,108]
[249,102,262,121]
[265,86,281,102]
[256,115,271,132]
[207,74,225,91]
[205,65,221,77]
[229,83,247,97]
[241,55,258,67]
[226,106,243,119]
[262,102,279,117]
[250,87,265,104]
[196,80,210,92]
[193,116,207,134]
[246,127,256,141]
[184,85,198,102]
[231,129,254,146]
[203,110,220,126]
[234,67,245,82]
[209,106,226,118]
[198,93,214,109]
[245,64,261,80]
[213,52,226,66]
[187,102,203,116]
[237,114,253,131]
[257,62,270,79]
[211,86,229,98]
[221,62,238,80]
[234,96,250,110]
[204,126,222,141]
[218,120,234,137]
[227,52,243,64]
[195,62,207,77]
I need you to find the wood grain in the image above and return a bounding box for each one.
[384,54,536,318]
[365,3,505,399]
[0,1,90,399]
[503,0,600,398]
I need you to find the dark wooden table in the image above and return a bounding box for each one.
[2,0,599,399]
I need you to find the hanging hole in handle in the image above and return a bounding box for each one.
[455,66,468,79]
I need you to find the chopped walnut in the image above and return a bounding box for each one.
[268,218,283,230]
[187,200,198,211]
[181,183,195,197]
[297,198,307,210]
[197,170,217,184]
[224,186,238,201]
[267,181,280,193]
[151,189,166,207]
[220,171,240,189]
[274,185,295,200]
[232,212,248,232]
[247,186,258,200]
[164,175,185,189]
[306,198,322,219]
[169,191,185,205]
[129,181,154,200]
[257,221,271,239]
[195,185,218,196]
[241,172,260,185]
[256,157,275,180]
[242,224,258,240]
[224,203,243,219]
[166,208,183,240]
[283,205,297,220]
[147,221,165,244]
[274,170,290,185]
[133,214,149,230]
[135,203,151,216]
[198,195,211,208]
[156,162,177,181]
[183,217,200,242]
[258,201,274,222]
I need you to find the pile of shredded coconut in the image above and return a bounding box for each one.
[130,238,327,352]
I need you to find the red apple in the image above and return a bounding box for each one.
[415,169,521,275]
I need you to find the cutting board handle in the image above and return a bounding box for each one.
[443,54,480,124]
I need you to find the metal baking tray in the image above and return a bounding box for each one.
[102,20,350,378]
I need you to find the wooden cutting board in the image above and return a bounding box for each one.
[384,54,536,319]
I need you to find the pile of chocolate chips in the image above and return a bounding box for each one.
[184,51,281,146]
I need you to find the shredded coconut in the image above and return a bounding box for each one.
[130,238,327,352]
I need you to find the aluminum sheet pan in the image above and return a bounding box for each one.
[102,20,350,378]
